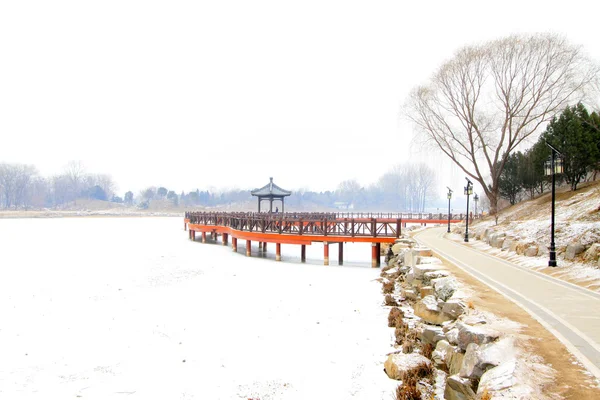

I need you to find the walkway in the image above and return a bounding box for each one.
[415,227,600,380]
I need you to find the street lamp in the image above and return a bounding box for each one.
[464,178,473,242]
[446,187,453,233]
[544,142,564,267]
[473,194,479,218]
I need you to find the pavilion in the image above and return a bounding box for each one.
[251,177,291,213]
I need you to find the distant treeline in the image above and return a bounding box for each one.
[0,161,438,212]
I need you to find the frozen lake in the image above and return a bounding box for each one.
[0,217,396,399]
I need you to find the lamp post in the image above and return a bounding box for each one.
[544,142,564,267]
[446,187,453,233]
[464,178,473,242]
[473,194,479,219]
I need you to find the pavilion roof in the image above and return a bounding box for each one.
[251,177,291,197]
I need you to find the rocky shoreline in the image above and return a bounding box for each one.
[379,236,554,399]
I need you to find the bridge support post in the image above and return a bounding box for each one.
[371,243,378,268]
[263,242,267,252]
[232,237,237,252]
[301,245,306,262]
[184,221,187,231]
[222,233,228,245]
[324,242,329,266]
[188,229,191,240]
[276,243,281,261]
[338,243,343,266]
[376,243,381,267]
[202,232,206,243]
[246,240,251,257]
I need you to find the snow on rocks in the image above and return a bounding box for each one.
[380,238,553,399]
[383,352,431,381]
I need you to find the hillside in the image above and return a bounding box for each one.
[460,180,600,289]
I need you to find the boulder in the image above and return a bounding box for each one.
[414,295,452,325]
[421,325,445,345]
[432,339,451,366]
[490,233,506,249]
[447,347,464,375]
[524,246,538,257]
[401,288,418,301]
[477,337,516,370]
[442,299,467,319]
[383,352,431,381]
[420,286,434,298]
[456,322,501,351]
[444,374,477,400]
[509,240,519,252]
[416,256,442,265]
[446,327,459,345]
[477,360,517,393]
[391,243,406,256]
[422,270,450,285]
[413,263,445,280]
[501,238,514,251]
[432,276,459,301]
[459,343,485,379]
[566,243,586,260]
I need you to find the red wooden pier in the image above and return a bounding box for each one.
[184,212,463,267]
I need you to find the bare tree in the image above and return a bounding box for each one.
[405,33,599,214]
[64,161,86,204]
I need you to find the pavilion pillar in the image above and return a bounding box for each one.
[324,242,329,266]
[232,237,237,252]
[282,199,285,213]
[202,232,206,243]
[258,198,261,213]
[270,198,273,213]
[246,240,251,257]
[371,243,378,268]
[301,245,306,262]
[276,243,281,261]
[222,233,228,245]
[338,242,344,266]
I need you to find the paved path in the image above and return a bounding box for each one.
[415,227,600,379]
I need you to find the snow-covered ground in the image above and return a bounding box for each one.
[0,217,397,399]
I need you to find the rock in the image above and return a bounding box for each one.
[461,314,487,325]
[401,288,418,301]
[414,295,452,325]
[456,322,501,351]
[391,243,406,255]
[442,299,467,319]
[406,270,415,284]
[432,340,451,366]
[524,246,538,257]
[447,347,464,375]
[384,352,431,381]
[501,238,514,251]
[478,337,516,370]
[416,256,442,265]
[420,286,434,298]
[566,243,586,260]
[382,266,399,277]
[421,325,445,345]
[422,270,450,285]
[432,276,459,301]
[459,343,484,379]
[509,240,519,252]
[405,247,433,267]
[584,243,600,262]
[477,360,517,393]
[413,263,446,280]
[444,374,477,400]
[489,232,506,248]
[446,328,459,345]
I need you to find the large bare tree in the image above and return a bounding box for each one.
[405,33,599,213]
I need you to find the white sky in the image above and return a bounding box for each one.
[1,1,599,197]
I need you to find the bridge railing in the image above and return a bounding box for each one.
[185,211,407,238]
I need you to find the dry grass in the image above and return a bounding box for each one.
[388,307,404,327]
[383,280,395,294]
[395,381,421,400]
[467,300,475,309]
[421,342,434,360]
[479,389,492,400]
[385,294,399,306]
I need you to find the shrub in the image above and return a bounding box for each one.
[388,307,404,327]
[383,280,395,294]
[422,342,434,360]
[395,381,420,400]
[385,294,399,306]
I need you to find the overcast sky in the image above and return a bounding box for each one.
[1,1,599,197]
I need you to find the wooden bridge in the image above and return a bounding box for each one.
[184,212,463,267]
